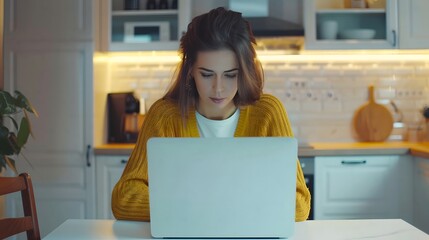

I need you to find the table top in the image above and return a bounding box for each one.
[94,142,429,158]
[43,219,428,240]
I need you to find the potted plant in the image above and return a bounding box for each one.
[0,90,38,175]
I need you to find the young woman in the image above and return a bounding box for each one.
[112,7,311,222]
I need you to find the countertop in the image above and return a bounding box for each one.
[43,219,428,240]
[94,141,429,158]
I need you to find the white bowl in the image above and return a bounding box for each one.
[339,29,376,40]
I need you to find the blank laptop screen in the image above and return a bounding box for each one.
[147,137,298,239]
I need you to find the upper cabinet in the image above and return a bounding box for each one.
[304,0,398,50]
[304,0,429,50]
[99,0,191,51]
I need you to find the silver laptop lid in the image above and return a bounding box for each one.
[147,137,297,239]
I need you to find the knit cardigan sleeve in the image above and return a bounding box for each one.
[111,99,179,221]
[259,94,311,222]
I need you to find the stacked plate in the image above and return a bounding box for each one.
[339,29,376,40]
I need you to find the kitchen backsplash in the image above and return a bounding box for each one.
[94,52,429,144]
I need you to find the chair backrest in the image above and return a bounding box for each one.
[0,173,41,240]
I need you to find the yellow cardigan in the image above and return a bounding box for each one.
[111,94,311,221]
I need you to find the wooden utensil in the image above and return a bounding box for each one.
[352,85,393,142]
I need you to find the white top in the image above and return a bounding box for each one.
[42,219,429,240]
[196,109,240,138]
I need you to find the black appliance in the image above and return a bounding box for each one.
[107,92,140,143]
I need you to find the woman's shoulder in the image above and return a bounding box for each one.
[251,93,286,113]
[146,98,181,118]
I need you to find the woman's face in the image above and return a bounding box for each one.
[192,49,239,120]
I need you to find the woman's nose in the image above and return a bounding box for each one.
[213,77,223,92]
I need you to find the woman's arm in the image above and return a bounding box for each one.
[111,120,155,220]
[264,94,311,221]
[111,100,171,221]
[294,161,311,221]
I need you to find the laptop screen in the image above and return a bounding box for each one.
[147,137,297,239]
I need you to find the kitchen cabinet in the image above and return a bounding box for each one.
[191,0,303,35]
[314,155,413,222]
[99,0,192,51]
[398,0,429,49]
[304,0,398,49]
[413,157,429,234]
[95,155,128,219]
[3,0,95,238]
[304,0,429,50]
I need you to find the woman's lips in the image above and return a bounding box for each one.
[210,97,225,104]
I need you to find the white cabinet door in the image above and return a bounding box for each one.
[314,155,413,221]
[398,0,429,49]
[414,157,429,234]
[95,155,128,219]
[3,0,94,238]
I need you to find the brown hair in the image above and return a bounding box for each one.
[163,7,264,120]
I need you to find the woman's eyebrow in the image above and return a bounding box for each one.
[198,67,214,72]
[224,68,239,73]
[198,67,239,73]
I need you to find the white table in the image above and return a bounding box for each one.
[43,219,428,240]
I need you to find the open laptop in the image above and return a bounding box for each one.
[147,137,298,239]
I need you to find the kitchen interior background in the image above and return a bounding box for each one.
[94,49,429,146]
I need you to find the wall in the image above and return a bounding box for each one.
[94,51,429,145]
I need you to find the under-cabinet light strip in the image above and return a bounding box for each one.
[94,50,429,63]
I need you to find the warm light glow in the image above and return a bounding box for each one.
[257,50,429,62]
[94,51,181,63]
[94,50,429,64]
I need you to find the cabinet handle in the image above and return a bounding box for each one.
[120,159,128,164]
[86,145,91,167]
[392,30,397,47]
[341,160,367,165]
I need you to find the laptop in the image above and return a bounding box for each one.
[147,137,298,239]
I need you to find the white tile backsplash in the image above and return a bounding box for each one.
[95,53,429,143]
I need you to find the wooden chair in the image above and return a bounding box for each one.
[0,173,41,240]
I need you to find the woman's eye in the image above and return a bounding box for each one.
[200,73,213,78]
[225,74,237,79]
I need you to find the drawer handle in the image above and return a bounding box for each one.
[120,159,128,164]
[341,160,367,165]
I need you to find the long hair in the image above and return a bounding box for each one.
[163,7,264,121]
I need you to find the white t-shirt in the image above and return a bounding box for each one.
[196,109,240,138]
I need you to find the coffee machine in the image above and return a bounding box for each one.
[107,92,142,143]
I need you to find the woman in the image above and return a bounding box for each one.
[112,7,310,222]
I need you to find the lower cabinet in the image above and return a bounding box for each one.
[314,155,413,222]
[96,153,425,228]
[413,157,429,234]
[95,155,128,219]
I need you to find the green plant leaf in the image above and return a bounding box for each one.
[14,90,39,117]
[0,90,38,174]
[4,156,18,175]
[0,127,15,155]
[17,117,30,147]
[8,133,21,154]
[0,91,18,114]
[6,115,19,130]
[23,109,36,138]
[0,125,8,138]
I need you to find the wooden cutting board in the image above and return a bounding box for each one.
[352,85,393,142]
